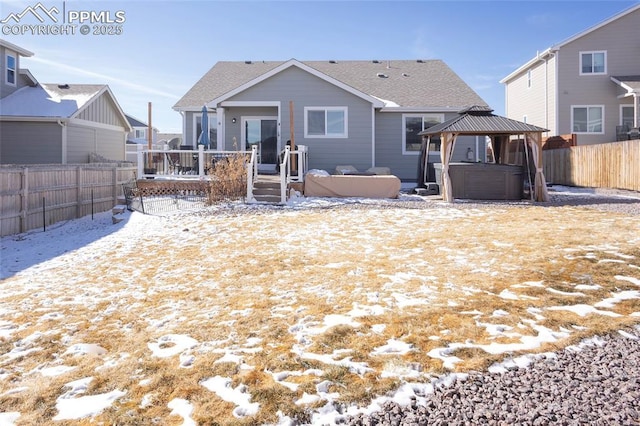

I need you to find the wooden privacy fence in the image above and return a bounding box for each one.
[0,165,136,237]
[543,139,640,191]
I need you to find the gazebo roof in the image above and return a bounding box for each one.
[419,105,549,136]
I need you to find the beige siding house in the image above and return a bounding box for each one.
[500,4,640,145]
[0,39,131,164]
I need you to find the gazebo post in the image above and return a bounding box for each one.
[440,132,457,203]
[525,132,549,202]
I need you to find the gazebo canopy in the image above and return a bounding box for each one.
[419,105,548,136]
[418,105,550,202]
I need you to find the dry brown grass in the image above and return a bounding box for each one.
[1,202,639,424]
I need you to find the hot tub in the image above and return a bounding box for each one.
[434,162,523,200]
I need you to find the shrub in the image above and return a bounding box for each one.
[208,153,248,203]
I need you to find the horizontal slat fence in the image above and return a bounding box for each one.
[0,165,136,237]
[543,139,640,192]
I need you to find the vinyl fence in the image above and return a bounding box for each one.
[543,139,640,192]
[0,165,136,237]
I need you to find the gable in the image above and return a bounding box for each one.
[75,90,130,129]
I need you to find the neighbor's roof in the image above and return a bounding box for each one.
[174,59,487,110]
[501,3,640,83]
[0,84,104,117]
[126,114,149,128]
[0,83,132,131]
[0,39,34,57]
[611,75,640,94]
[419,105,549,135]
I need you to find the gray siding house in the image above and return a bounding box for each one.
[500,4,640,145]
[0,39,131,164]
[174,59,488,181]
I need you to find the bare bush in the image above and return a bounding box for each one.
[207,154,248,203]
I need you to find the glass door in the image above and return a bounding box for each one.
[242,117,278,166]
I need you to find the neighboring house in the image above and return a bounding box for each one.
[500,4,640,145]
[0,39,131,164]
[125,114,159,145]
[173,59,488,180]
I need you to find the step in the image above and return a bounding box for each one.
[112,205,127,215]
[253,194,283,204]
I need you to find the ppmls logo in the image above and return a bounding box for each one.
[1,2,60,24]
[1,2,125,36]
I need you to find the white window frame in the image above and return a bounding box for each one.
[134,128,146,139]
[303,106,348,138]
[5,54,16,86]
[620,105,634,127]
[402,113,444,155]
[192,111,217,148]
[571,105,604,134]
[579,51,607,76]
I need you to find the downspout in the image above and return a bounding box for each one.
[371,105,376,167]
[57,119,67,164]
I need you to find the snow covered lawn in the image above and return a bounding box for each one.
[1,193,639,424]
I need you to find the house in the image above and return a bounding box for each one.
[500,4,640,145]
[0,39,131,164]
[173,59,489,181]
[125,114,159,145]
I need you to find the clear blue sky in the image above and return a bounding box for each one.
[2,0,638,133]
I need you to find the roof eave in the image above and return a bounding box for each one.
[500,48,557,84]
[0,39,34,57]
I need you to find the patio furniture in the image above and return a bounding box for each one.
[629,127,640,140]
[616,124,630,141]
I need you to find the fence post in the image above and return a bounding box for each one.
[20,167,28,234]
[137,144,144,178]
[112,167,118,206]
[76,166,82,219]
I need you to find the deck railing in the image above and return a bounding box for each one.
[136,144,251,179]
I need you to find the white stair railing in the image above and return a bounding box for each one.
[279,146,291,204]
[246,145,258,202]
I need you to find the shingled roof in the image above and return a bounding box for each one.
[419,105,548,135]
[173,59,487,110]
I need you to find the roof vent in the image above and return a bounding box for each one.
[402,73,409,77]
[329,60,337,64]
[376,73,388,78]
[58,84,70,89]
[416,59,424,63]
[372,60,380,64]
[244,60,252,64]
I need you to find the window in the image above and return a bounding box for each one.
[621,105,634,128]
[194,113,217,149]
[304,107,347,138]
[134,128,146,139]
[572,106,604,133]
[580,51,606,75]
[6,54,16,85]
[402,114,444,155]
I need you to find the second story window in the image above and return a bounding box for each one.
[135,129,146,139]
[6,54,16,85]
[580,51,606,75]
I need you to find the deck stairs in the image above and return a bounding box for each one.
[251,174,284,204]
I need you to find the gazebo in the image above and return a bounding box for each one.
[418,105,550,202]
